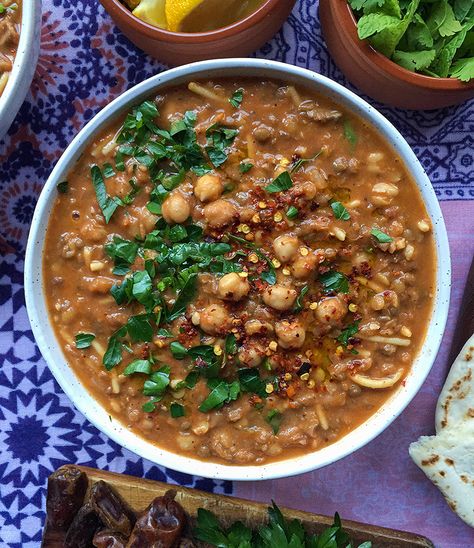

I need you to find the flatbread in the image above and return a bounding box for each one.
[435,335,474,433]
[409,421,474,528]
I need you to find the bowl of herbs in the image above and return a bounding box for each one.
[319,0,474,109]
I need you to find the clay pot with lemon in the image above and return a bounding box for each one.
[100,0,296,65]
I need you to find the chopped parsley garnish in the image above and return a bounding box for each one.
[199,379,240,412]
[266,409,283,434]
[264,171,293,193]
[290,150,322,174]
[337,321,360,347]
[239,161,253,173]
[103,163,116,178]
[286,205,298,219]
[75,333,95,349]
[205,124,239,168]
[343,119,357,149]
[371,228,393,243]
[91,165,122,223]
[123,359,152,376]
[330,201,351,220]
[319,271,350,294]
[293,285,309,313]
[229,88,244,108]
[170,402,185,418]
[143,366,171,397]
[229,234,276,285]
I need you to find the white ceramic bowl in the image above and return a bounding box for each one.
[25,59,451,481]
[0,0,41,141]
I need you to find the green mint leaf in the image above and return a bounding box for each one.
[266,409,283,434]
[319,271,349,294]
[57,181,68,193]
[264,171,293,193]
[75,333,95,349]
[337,321,360,347]
[239,162,253,173]
[330,201,351,220]
[170,402,185,418]
[123,359,152,376]
[229,88,244,108]
[371,228,393,242]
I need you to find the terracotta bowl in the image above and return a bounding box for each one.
[319,0,474,110]
[100,0,296,66]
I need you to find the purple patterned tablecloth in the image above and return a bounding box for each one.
[1,1,473,546]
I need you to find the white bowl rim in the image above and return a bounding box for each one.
[25,58,451,481]
[0,0,40,139]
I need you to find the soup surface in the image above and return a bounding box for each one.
[0,1,21,96]
[44,79,435,465]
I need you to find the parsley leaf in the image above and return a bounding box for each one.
[229,88,244,108]
[293,285,309,313]
[343,119,358,149]
[205,124,238,168]
[266,409,283,434]
[123,359,152,376]
[239,162,253,173]
[290,150,322,174]
[143,366,171,397]
[170,402,185,418]
[286,205,298,219]
[371,228,393,243]
[199,379,240,412]
[319,271,349,294]
[337,321,360,347]
[264,171,293,193]
[91,165,121,223]
[330,201,351,220]
[75,333,95,349]
[167,273,198,321]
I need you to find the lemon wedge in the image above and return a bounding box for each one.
[165,0,205,32]
[133,0,167,28]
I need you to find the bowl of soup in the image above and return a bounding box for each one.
[99,0,296,65]
[25,58,450,480]
[0,0,41,140]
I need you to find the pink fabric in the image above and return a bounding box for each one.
[237,201,474,546]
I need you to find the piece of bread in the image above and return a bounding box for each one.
[435,336,474,433]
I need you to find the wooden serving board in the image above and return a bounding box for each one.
[74,465,434,547]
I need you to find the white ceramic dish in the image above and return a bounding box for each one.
[0,0,41,141]
[25,59,451,481]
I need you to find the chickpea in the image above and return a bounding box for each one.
[199,303,230,335]
[203,199,238,228]
[275,320,306,350]
[315,297,347,325]
[297,181,318,200]
[262,284,297,311]
[238,342,265,367]
[217,273,250,301]
[244,319,274,336]
[273,234,300,263]
[370,290,399,311]
[161,191,190,224]
[306,166,328,190]
[291,252,317,279]
[194,173,223,203]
